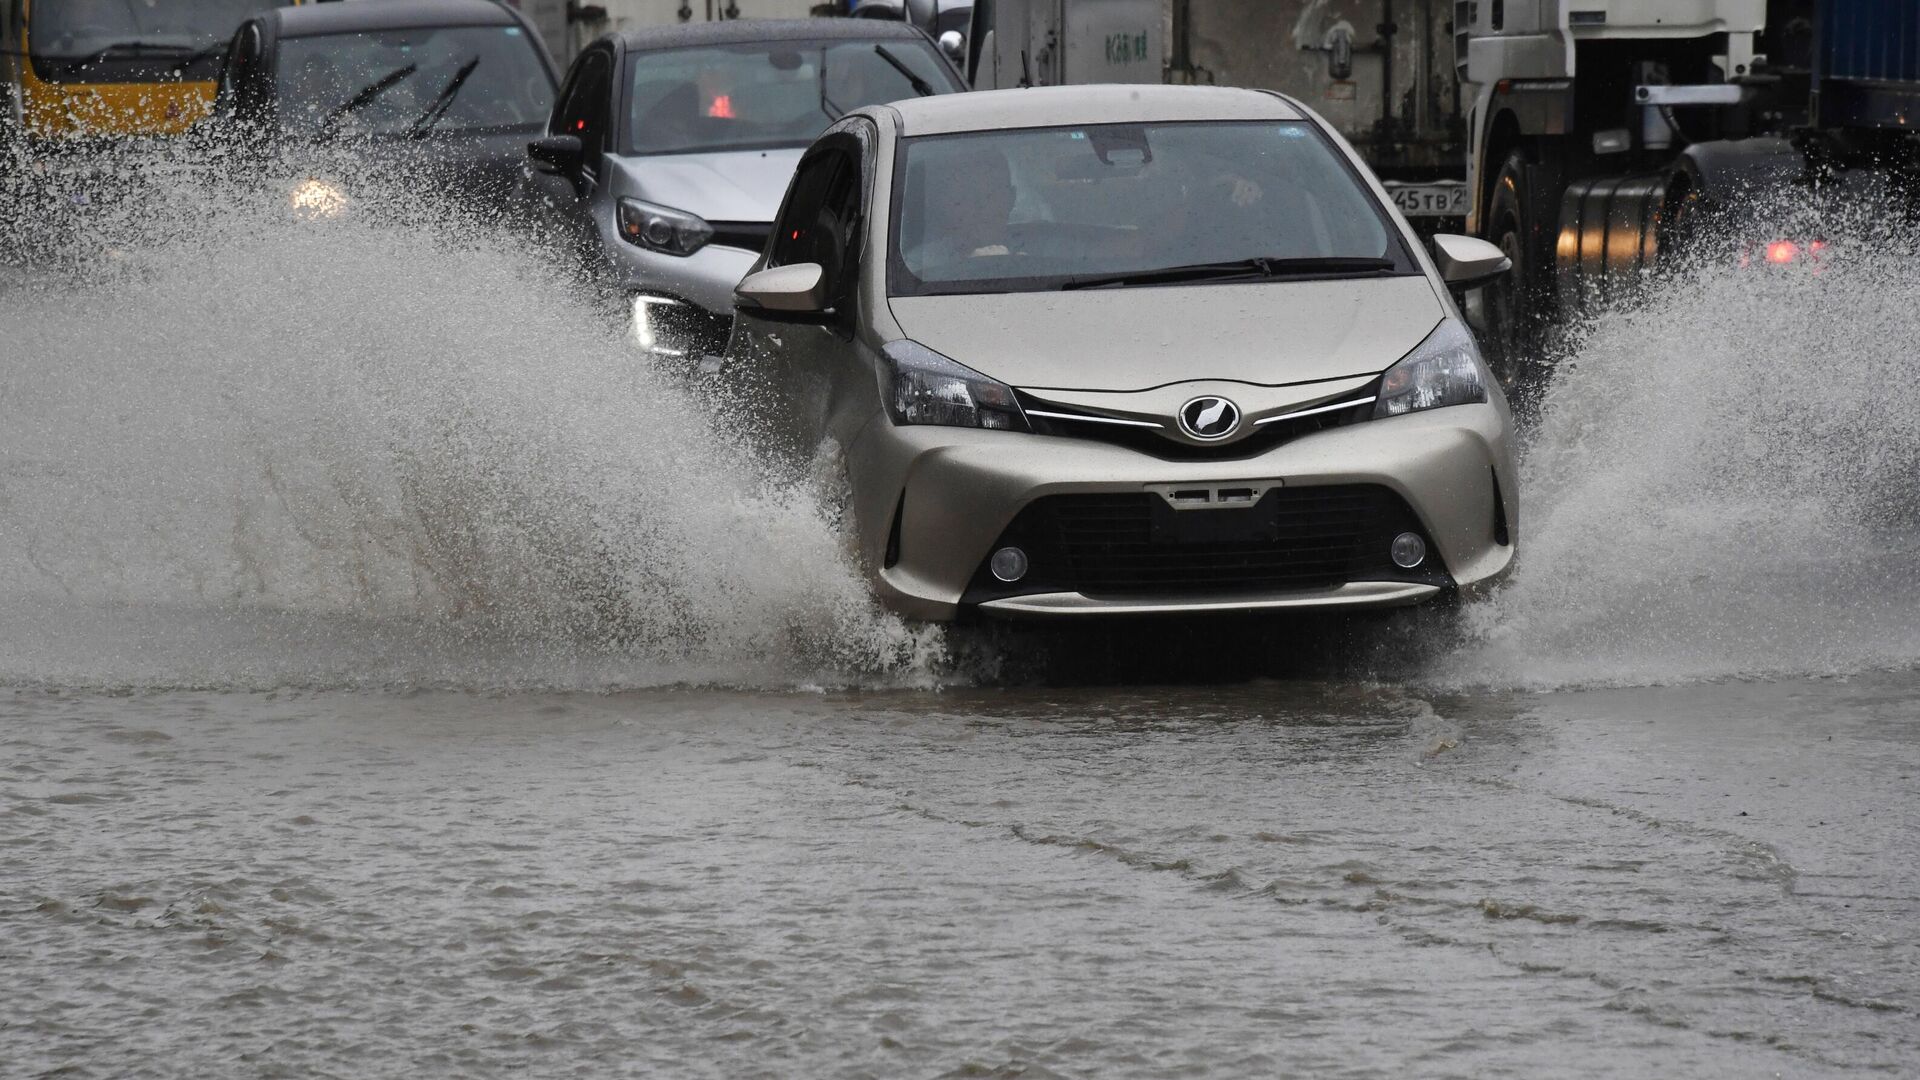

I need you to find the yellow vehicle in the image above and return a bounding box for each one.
[2,0,297,145]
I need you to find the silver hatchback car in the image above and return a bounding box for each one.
[729,85,1518,620]
[527,20,963,358]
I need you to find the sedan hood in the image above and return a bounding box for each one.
[609,148,806,222]
[888,276,1446,392]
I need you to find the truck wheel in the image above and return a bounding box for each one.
[1481,150,1551,389]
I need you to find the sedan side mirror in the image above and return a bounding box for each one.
[1430,233,1512,289]
[736,263,830,317]
[938,30,965,62]
[527,133,582,175]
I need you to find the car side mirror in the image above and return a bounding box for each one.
[527,133,582,175]
[736,262,831,317]
[1430,233,1512,289]
[938,30,965,62]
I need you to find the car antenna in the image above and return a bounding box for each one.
[1019,49,1032,88]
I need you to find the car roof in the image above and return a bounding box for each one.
[271,0,521,39]
[882,84,1305,137]
[615,18,931,52]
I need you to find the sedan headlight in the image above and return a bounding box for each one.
[881,340,1029,431]
[289,177,349,219]
[1373,320,1488,418]
[616,197,713,257]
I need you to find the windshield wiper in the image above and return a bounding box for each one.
[873,44,935,96]
[1059,256,1397,290]
[406,55,480,138]
[818,52,845,120]
[67,40,194,67]
[317,62,418,135]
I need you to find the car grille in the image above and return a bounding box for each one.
[1017,387,1377,461]
[963,484,1449,602]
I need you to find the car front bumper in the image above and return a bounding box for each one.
[598,225,761,356]
[599,221,760,316]
[844,403,1517,621]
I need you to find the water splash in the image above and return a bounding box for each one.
[1443,205,1920,688]
[0,152,941,690]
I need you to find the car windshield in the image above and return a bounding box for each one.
[889,121,1413,296]
[275,26,553,138]
[28,0,287,81]
[625,40,954,156]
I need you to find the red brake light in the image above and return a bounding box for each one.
[708,94,734,118]
[1765,241,1799,264]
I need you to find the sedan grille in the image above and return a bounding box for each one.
[963,485,1448,602]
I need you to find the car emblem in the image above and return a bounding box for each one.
[1178,396,1241,441]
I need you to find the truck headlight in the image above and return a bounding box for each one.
[1373,320,1488,418]
[616,197,713,256]
[881,340,1029,431]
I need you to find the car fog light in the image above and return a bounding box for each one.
[990,546,1029,583]
[1390,532,1427,569]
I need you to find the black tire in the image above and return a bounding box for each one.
[1481,149,1554,390]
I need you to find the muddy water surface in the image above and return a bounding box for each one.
[5,677,1916,1078]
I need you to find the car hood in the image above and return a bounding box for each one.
[608,147,806,222]
[279,128,540,199]
[887,276,1446,392]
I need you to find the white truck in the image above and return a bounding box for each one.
[960,0,1164,88]
[1452,0,1919,376]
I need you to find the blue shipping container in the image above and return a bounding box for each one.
[1820,0,1920,84]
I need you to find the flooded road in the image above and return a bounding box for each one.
[5,164,1920,1076]
[5,677,1917,1077]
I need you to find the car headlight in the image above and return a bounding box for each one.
[1373,319,1488,418]
[881,340,1029,431]
[616,197,713,257]
[289,177,349,219]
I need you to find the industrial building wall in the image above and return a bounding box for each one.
[1172,0,1461,174]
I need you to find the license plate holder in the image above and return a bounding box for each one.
[1150,493,1280,545]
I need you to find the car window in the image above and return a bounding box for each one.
[274,24,554,138]
[770,143,863,305]
[624,39,955,156]
[888,120,1414,296]
[551,47,613,167]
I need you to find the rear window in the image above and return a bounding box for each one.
[623,40,956,156]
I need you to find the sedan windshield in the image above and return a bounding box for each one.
[29,0,286,82]
[276,26,553,138]
[889,121,1414,296]
[625,40,956,156]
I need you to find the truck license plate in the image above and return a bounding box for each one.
[1387,182,1468,218]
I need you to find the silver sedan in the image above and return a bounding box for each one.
[527,19,963,358]
[728,85,1517,620]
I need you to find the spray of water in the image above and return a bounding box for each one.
[0,151,942,690]
[1441,201,1920,688]
[5,151,1917,691]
